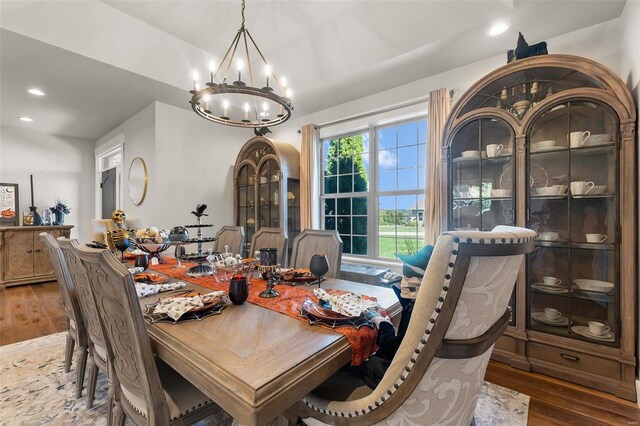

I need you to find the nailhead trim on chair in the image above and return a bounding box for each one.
[303,232,537,418]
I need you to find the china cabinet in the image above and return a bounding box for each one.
[442,55,637,400]
[234,136,301,259]
[0,225,74,287]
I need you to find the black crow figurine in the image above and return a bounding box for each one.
[507,32,548,63]
[191,204,208,217]
[254,127,272,137]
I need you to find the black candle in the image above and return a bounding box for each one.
[30,174,34,207]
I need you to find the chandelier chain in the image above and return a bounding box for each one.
[241,0,246,28]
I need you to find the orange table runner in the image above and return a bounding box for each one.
[149,259,377,365]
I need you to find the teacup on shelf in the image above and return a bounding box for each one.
[543,276,562,286]
[544,307,562,320]
[588,321,610,336]
[591,185,607,194]
[585,233,607,243]
[570,181,595,195]
[570,131,590,148]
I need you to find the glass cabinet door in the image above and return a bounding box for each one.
[449,117,517,322]
[258,159,281,229]
[527,101,619,347]
[450,118,516,231]
[236,164,256,257]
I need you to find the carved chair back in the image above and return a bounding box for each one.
[75,245,170,424]
[289,229,343,278]
[58,238,109,369]
[249,227,288,265]
[40,233,86,344]
[214,225,245,255]
[299,226,536,425]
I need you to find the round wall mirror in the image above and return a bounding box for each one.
[128,157,148,205]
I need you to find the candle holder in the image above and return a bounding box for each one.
[259,265,280,298]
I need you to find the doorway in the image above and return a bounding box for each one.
[101,168,117,219]
[95,137,124,219]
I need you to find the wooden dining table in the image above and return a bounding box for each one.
[138,278,401,426]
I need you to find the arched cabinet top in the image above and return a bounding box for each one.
[234,136,300,179]
[444,54,636,146]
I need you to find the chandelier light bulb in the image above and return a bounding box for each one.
[281,77,287,88]
[222,99,230,120]
[285,88,292,98]
[244,102,250,121]
[264,65,272,89]
[192,70,199,90]
[236,58,244,83]
[262,102,269,112]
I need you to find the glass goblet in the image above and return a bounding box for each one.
[309,254,330,287]
[114,238,131,263]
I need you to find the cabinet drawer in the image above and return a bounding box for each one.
[527,342,620,380]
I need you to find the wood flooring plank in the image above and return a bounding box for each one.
[486,361,640,424]
[486,361,640,420]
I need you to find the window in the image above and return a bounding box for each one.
[321,119,427,260]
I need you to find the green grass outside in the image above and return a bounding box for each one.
[378,234,425,259]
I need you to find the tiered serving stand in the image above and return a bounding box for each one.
[182,215,217,277]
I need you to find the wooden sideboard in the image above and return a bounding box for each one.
[0,225,74,287]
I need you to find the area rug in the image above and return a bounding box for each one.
[0,333,529,425]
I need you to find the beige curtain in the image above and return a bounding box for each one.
[424,88,452,245]
[300,124,320,230]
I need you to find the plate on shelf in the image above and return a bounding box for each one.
[532,312,569,326]
[582,140,613,148]
[531,284,568,294]
[531,146,565,153]
[571,325,614,342]
[453,156,483,163]
[572,279,614,293]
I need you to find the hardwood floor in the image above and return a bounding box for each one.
[1,282,638,424]
[0,281,68,346]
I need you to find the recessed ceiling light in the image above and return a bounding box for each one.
[487,22,510,37]
[18,116,34,122]
[27,88,46,96]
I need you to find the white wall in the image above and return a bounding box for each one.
[96,103,157,226]
[0,126,94,239]
[154,102,247,231]
[96,101,252,236]
[618,0,640,387]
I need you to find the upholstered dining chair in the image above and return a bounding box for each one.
[291,226,536,425]
[40,233,88,399]
[249,227,288,265]
[58,237,110,409]
[213,225,245,256]
[289,229,343,278]
[74,244,226,425]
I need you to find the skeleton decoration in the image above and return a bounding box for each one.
[111,210,127,229]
